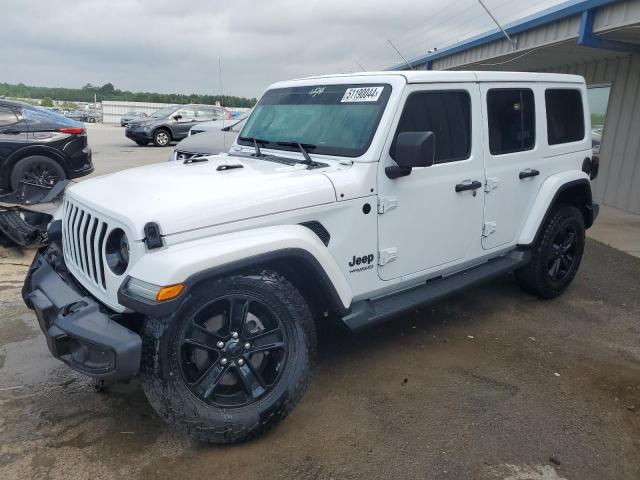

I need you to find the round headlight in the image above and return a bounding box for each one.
[105,228,129,275]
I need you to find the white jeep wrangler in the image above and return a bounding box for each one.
[23,71,599,443]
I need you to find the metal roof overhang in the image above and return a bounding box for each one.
[389,0,640,71]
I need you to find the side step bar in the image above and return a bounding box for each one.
[342,250,530,333]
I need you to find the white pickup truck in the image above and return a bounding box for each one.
[23,71,599,443]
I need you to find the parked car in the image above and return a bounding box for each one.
[171,117,247,161]
[24,71,599,444]
[125,105,230,146]
[0,100,93,200]
[187,113,247,137]
[120,111,147,127]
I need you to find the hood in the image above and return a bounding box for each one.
[66,155,338,239]
[174,129,231,156]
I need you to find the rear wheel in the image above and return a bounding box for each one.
[141,269,316,443]
[153,129,171,147]
[516,204,585,299]
[10,155,66,201]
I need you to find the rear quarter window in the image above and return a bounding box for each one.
[545,89,585,145]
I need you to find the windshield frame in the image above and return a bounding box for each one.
[237,83,392,158]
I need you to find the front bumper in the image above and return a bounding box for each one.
[125,128,152,143]
[22,244,142,381]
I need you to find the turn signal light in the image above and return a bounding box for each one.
[58,127,85,135]
[156,283,185,302]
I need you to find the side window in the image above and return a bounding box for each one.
[390,90,471,164]
[214,107,228,119]
[196,106,214,120]
[545,89,585,145]
[487,89,535,155]
[176,107,196,120]
[0,106,19,127]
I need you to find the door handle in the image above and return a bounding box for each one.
[0,129,21,135]
[519,168,540,180]
[455,180,482,192]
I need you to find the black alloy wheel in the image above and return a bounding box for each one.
[19,160,63,188]
[547,224,578,282]
[141,270,316,443]
[515,204,585,299]
[10,156,66,202]
[178,294,288,408]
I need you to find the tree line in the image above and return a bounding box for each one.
[0,82,257,108]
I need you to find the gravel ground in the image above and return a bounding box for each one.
[0,125,639,479]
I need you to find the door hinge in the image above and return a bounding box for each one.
[378,196,397,214]
[485,177,499,193]
[378,247,398,266]
[482,221,497,237]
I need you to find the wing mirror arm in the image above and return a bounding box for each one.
[385,131,435,179]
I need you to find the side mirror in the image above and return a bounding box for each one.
[386,132,435,179]
[173,114,182,121]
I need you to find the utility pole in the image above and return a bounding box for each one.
[477,0,517,49]
[387,39,414,70]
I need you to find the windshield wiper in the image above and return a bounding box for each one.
[276,141,318,166]
[238,136,269,157]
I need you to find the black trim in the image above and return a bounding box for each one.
[23,245,142,381]
[343,250,530,332]
[143,222,163,250]
[118,248,349,318]
[300,221,330,246]
[521,178,594,247]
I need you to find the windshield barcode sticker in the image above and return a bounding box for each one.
[341,86,384,103]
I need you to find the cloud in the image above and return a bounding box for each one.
[0,0,565,98]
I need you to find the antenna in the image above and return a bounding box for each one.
[355,58,367,72]
[387,39,414,70]
[477,0,517,49]
[218,58,223,105]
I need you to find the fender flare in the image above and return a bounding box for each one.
[119,225,353,317]
[518,171,592,246]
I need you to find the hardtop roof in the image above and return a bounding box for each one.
[284,70,585,85]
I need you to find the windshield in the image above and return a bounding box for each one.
[150,106,178,118]
[239,84,391,157]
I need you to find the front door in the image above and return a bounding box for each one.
[377,83,485,281]
[172,107,198,138]
[480,84,543,250]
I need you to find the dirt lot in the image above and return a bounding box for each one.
[1,126,639,480]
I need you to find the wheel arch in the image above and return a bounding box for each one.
[1,146,70,190]
[518,172,594,247]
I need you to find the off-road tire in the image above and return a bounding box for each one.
[141,269,316,444]
[152,128,171,147]
[516,204,585,299]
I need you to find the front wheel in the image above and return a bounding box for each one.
[516,204,585,299]
[141,269,316,443]
[152,129,171,147]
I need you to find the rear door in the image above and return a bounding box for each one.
[377,83,485,280]
[0,105,28,166]
[480,84,543,250]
